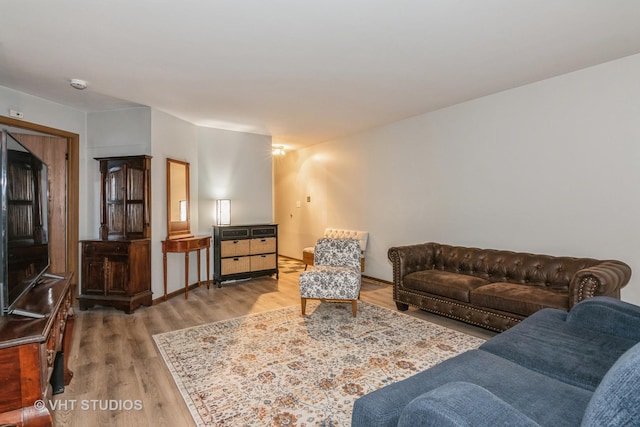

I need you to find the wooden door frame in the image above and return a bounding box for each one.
[0,116,79,289]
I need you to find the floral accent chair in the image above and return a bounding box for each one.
[299,238,363,317]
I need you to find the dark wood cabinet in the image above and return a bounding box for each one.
[0,274,74,427]
[213,224,278,287]
[78,240,151,313]
[78,156,152,313]
[96,155,151,240]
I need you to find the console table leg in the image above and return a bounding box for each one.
[197,248,202,288]
[206,246,211,289]
[184,252,189,299]
[163,252,168,301]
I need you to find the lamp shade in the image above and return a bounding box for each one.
[216,199,231,225]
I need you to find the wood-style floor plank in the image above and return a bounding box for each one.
[52,258,495,426]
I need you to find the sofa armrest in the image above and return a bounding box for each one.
[397,382,540,427]
[569,260,631,307]
[388,243,435,287]
[566,296,640,341]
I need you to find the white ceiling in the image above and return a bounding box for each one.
[1,1,639,149]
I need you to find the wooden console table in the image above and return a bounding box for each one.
[0,272,74,427]
[162,235,211,300]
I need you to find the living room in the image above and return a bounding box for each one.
[1,2,640,426]
[2,51,638,309]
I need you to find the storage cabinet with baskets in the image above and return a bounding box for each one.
[212,224,278,287]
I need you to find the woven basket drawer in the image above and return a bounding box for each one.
[250,237,276,255]
[250,254,276,271]
[221,239,251,257]
[221,257,251,275]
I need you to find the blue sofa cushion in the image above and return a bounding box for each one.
[351,349,591,427]
[581,341,640,426]
[480,306,637,390]
[397,382,540,427]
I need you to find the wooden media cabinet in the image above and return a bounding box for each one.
[0,273,74,427]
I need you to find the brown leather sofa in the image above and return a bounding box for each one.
[388,242,632,332]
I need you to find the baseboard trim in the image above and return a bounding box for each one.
[363,275,392,286]
[153,281,213,305]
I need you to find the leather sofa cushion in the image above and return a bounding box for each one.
[404,270,490,302]
[470,282,568,316]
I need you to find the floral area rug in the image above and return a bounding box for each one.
[153,301,485,426]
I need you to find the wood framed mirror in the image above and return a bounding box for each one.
[166,158,193,239]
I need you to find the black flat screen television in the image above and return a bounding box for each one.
[0,129,51,318]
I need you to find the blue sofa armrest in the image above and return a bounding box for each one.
[397,382,540,427]
[566,296,640,341]
[582,342,640,427]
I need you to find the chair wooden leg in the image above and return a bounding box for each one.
[352,300,357,317]
[301,297,307,315]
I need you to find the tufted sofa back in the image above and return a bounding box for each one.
[431,243,601,290]
[323,228,369,253]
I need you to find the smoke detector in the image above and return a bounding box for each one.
[69,79,87,90]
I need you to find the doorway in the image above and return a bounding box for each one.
[0,116,80,293]
[13,132,68,274]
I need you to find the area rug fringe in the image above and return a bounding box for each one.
[153,300,485,426]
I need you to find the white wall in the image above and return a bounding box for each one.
[274,53,640,304]
[1,89,274,300]
[86,107,152,239]
[197,127,273,279]
[150,109,199,297]
[197,127,273,229]
[0,85,89,235]
[148,114,275,297]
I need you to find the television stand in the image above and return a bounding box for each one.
[0,272,74,427]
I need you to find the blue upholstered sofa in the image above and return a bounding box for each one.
[351,296,640,426]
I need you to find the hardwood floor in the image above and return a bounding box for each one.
[53,257,495,426]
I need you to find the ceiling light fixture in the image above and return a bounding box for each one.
[69,79,87,90]
[272,145,286,156]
